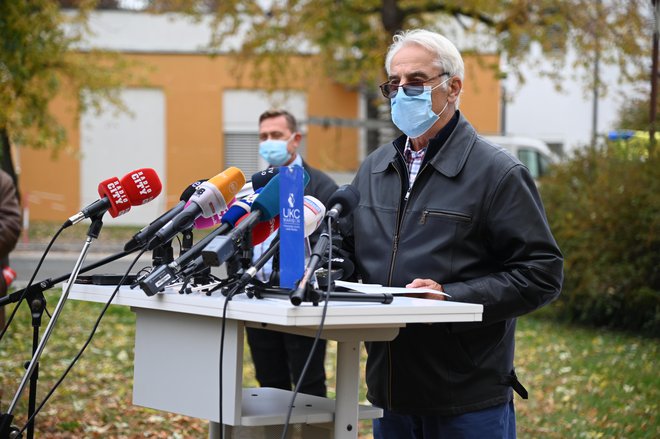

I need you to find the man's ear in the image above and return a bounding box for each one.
[448,78,462,102]
[291,132,303,148]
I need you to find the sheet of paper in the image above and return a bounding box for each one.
[334,280,450,297]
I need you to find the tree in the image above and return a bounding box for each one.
[155,0,650,152]
[0,0,131,184]
[616,96,660,131]
[1,1,652,169]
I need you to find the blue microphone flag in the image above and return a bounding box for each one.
[279,165,304,289]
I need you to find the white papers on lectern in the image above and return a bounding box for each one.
[334,280,451,298]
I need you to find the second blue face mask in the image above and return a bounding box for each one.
[259,136,293,166]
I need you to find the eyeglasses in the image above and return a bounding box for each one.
[379,72,450,99]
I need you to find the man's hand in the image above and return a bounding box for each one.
[404,278,446,300]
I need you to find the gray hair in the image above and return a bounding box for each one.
[385,29,465,107]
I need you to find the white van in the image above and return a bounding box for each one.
[483,135,558,180]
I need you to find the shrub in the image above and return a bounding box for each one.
[539,140,659,336]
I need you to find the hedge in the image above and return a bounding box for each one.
[538,140,659,336]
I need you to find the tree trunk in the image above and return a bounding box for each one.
[650,0,659,152]
[362,0,407,155]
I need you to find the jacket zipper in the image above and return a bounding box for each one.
[386,159,429,409]
[420,209,472,224]
[387,162,429,285]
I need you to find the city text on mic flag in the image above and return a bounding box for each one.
[279,165,304,289]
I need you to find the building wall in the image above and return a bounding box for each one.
[461,54,501,132]
[20,49,500,224]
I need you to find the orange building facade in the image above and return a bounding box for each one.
[19,13,500,224]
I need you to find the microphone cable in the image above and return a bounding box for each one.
[280,216,334,439]
[215,225,261,439]
[16,247,148,436]
[0,223,65,343]
[217,280,232,439]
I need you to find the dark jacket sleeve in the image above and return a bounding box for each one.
[0,171,22,260]
[443,165,563,323]
[336,175,359,281]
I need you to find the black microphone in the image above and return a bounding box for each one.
[234,168,281,200]
[289,185,360,305]
[124,179,206,252]
[251,167,280,190]
[326,184,360,220]
[315,249,355,288]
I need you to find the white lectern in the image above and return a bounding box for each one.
[69,284,483,439]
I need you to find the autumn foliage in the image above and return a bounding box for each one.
[539,140,659,336]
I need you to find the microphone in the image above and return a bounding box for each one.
[200,175,282,267]
[228,195,325,295]
[326,184,360,220]
[65,168,162,228]
[235,167,281,200]
[290,185,360,305]
[138,187,261,296]
[246,215,280,246]
[192,168,281,229]
[191,198,233,230]
[124,179,206,251]
[147,167,245,250]
[251,167,280,190]
[199,169,310,267]
[121,168,162,205]
[303,195,325,237]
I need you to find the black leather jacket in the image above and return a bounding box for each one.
[342,113,563,415]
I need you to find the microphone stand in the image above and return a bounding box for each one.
[224,235,280,299]
[287,218,393,306]
[0,248,134,439]
[179,227,211,286]
[0,250,134,309]
[289,226,331,306]
[151,239,174,267]
[0,290,44,439]
[1,215,105,439]
[180,227,194,255]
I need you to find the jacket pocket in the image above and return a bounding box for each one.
[420,209,472,224]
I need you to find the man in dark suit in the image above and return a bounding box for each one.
[247,109,338,397]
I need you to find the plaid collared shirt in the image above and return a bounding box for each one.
[403,138,427,187]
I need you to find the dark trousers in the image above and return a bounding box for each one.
[245,327,327,397]
[373,401,516,439]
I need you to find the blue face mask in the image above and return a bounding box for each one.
[259,135,293,166]
[390,78,450,139]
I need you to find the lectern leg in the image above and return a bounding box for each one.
[334,340,360,439]
[209,421,231,439]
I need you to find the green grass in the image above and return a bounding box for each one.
[1,294,658,438]
[514,318,658,438]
